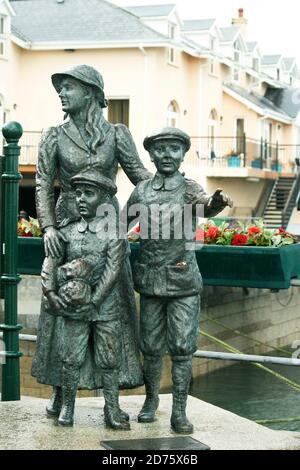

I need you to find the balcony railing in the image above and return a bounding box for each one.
[191,135,300,173]
[16,132,300,174]
[19,131,42,165]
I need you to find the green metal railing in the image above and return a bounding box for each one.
[0,122,23,401]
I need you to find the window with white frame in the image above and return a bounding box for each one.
[252,57,260,72]
[0,17,4,34]
[168,22,176,64]
[233,67,240,82]
[0,15,6,57]
[167,100,179,127]
[209,59,215,75]
[233,40,241,64]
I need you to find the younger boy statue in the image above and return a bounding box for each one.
[41,167,130,429]
[126,127,233,434]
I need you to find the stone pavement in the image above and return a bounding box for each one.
[1,394,300,450]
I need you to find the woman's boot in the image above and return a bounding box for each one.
[46,386,62,417]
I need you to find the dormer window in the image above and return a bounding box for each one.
[233,40,241,64]
[168,22,177,65]
[210,36,216,52]
[168,23,176,40]
[0,15,6,58]
[0,16,4,34]
[252,58,260,72]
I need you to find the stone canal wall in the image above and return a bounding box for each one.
[1,275,300,397]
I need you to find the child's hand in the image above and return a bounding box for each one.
[209,188,233,208]
[47,292,68,313]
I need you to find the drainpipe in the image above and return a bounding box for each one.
[139,44,149,139]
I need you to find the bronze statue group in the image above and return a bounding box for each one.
[32,65,232,434]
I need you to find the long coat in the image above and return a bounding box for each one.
[32,117,151,389]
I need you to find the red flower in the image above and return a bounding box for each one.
[134,224,140,233]
[22,232,33,237]
[248,226,261,235]
[206,226,219,239]
[231,234,248,246]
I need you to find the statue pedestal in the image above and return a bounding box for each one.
[0,394,300,450]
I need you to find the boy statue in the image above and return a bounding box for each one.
[41,166,130,429]
[126,127,233,434]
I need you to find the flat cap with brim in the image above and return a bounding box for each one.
[143,127,191,152]
[51,64,107,108]
[71,168,117,196]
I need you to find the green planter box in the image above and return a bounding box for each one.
[17,238,300,290]
[130,242,300,290]
[18,237,45,275]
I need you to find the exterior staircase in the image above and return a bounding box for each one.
[263,175,300,229]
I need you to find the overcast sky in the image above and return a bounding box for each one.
[113,0,300,62]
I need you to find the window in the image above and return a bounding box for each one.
[168,47,175,64]
[233,40,241,64]
[236,118,245,154]
[209,59,215,75]
[0,16,6,57]
[167,100,179,127]
[168,23,175,40]
[208,109,218,154]
[108,99,129,127]
[0,17,4,35]
[210,36,216,52]
[168,22,176,64]
[277,68,281,81]
[233,67,240,82]
[290,75,294,86]
[252,58,260,72]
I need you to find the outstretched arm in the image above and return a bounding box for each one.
[116,124,152,185]
[185,179,233,217]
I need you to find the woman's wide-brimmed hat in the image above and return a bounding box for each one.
[51,64,107,108]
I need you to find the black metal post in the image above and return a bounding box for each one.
[0,122,23,401]
[260,137,263,169]
[0,141,4,299]
[243,132,246,167]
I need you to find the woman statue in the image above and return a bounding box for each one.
[32,64,151,417]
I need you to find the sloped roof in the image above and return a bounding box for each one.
[264,86,300,119]
[182,19,216,32]
[246,41,258,53]
[125,4,175,18]
[220,26,239,42]
[224,82,295,122]
[283,57,296,71]
[261,55,282,66]
[10,0,168,45]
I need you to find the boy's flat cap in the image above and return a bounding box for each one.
[71,167,117,195]
[143,127,191,152]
